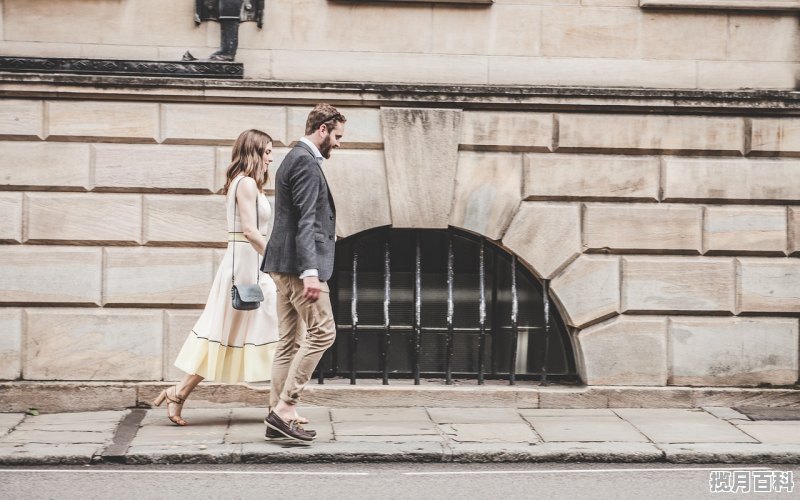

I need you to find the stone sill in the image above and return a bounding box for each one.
[1,72,799,113]
[641,0,800,10]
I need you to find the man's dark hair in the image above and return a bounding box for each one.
[305,103,346,135]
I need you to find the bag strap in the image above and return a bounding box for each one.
[231,176,260,286]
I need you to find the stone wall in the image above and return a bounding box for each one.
[0,0,798,89]
[0,85,798,388]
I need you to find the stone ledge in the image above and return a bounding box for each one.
[1,382,797,412]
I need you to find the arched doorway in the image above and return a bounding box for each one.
[314,228,578,385]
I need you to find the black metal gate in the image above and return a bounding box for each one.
[314,228,577,385]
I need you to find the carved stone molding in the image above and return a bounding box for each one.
[640,0,800,10]
[0,57,243,79]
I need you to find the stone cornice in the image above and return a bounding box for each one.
[641,0,800,10]
[1,73,799,114]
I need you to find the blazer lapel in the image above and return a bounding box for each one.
[295,141,336,213]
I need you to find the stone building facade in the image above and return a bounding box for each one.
[0,0,799,398]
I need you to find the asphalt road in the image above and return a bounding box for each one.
[1,463,797,500]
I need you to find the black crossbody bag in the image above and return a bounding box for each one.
[231,178,264,310]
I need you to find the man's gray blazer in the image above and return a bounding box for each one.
[261,141,336,282]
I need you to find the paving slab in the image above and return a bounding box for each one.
[734,407,800,421]
[332,420,439,436]
[140,408,230,426]
[241,441,446,463]
[614,408,757,443]
[335,434,444,443]
[130,424,228,446]
[427,407,524,424]
[518,409,616,417]
[439,423,539,443]
[525,415,648,442]
[0,442,101,465]
[0,413,24,436]
[702,406,751,421]
[25,411,125,424]
[659,443,800,464]
[0,429,112,445]
[734,422,800,444]
[330,407,429,422]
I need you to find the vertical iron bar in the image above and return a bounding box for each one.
[541,279,551,385]
[477,237,486,385]
[413,233,422,385]
[382,239,391,385]
[509,255,519,385]
[349,246,358,385]
[490,252,499,376]
[445,233,454,385]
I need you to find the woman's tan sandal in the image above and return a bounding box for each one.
[152,386,188,426]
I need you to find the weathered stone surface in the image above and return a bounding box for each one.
[660,442,800,464]
[381,108,462,228]
[525,415,647,442]
[165,310,203,381]
[622,257,735,313]
[558,114,745,154]
[333,420,439,436]
[287,106,382,147]
[664,158,800,202]
[460,112,553,151]
[693,388,800,408]
[427,408,524,424]
[24,309,162,380]
[577,316,668,386]
[550,254,620,328]
[0,99,42,139]
[161,104,287,146]
[737,258,800,313]
[640,12,728,60]
[449,151,522,240]
[490,4,541,56]
[0,246,102,305]
[0,309,21,380]
[614,408,758,443]
[322,150,391,238]
[143,194,226,245]
[541,6,640,58]
[94,144,217,192]
[0,192,22,243]
[440,423,538,443]
[697,61,800,91]
[0,414,24,436]
[0,141,90,189]
[432,5,492,55]
[734,423,800,444]
[669,317,799,386]
[524,154,659,201]
[47,101,158,142]
[103,248,214,306]
[26,193,142,244]
[790,207,800,256]
[583,204,703,253]
[502,202,582,279]
[751,118,800,155]
[703,206,787,255]
[331,408,429,423]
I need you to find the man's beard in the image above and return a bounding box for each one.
[319,134,333,159]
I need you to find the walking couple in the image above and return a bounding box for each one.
[153,104,346,443]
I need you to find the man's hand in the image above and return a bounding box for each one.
[303,275,322,303]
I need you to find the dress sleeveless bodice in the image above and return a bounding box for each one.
[226,175,271,236]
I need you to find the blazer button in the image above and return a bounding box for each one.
[329,215,333,220]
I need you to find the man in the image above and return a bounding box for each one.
[261,103,345,442]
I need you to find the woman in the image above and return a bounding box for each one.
[153,129,280,426]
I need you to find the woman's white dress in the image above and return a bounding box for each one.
[174,175,279,383]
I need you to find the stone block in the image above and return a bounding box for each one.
[550,255,620,328]
[103,248,215,306]
[287,107,382,147]
[622,257,735,313]
[729,14,800,62]
[322,150,391,238]
[502,202,582,279]
[790,207,800,255]
[751,118,800,156]
[47,101,159,143]
[524,154,659,201]
[0,141,91,190]
[524,415,647,442]
[460,111,553,152]
[576,316,668,386]
[24,309,163,381]
[541,7,640,58]
[0,193,22,243]
[0,309,22,380]
[697,61,800,91]
[614,408,756,443]
[663,158,800,202]
[558,114,745,155]
[143,194,226,245]
[703,206,787,255]
[490,4,541,56]
[669,317,799,386]
[489,57,697,88]
[432,5,493,55]
[641,12,728,60]
[161,104,287,146]
[0,100,43,139]
[0,40,81,58]
[583,204,703,253]
[0,246,101,305]
[381,108,462,228]
[26,193,142,244]
[94,145,217,193]
[77,44,159,61]
[449,151,522,240]
[737,258,800,313]
[0,382,137,413]
[165,311,203,382]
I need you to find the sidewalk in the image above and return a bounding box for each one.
[1,406,799,465]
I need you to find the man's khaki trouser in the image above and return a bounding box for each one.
[269,272,336,408]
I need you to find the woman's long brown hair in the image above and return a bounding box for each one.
[222,129,273,194]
